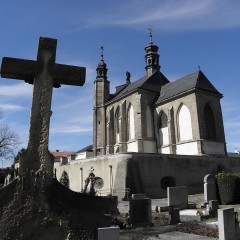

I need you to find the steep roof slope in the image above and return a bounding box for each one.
[110,70,169,101]
[156,70,222,103]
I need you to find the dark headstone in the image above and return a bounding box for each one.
[168,207,180,224]
[129,197,152,226]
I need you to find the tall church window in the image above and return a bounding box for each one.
[127,104,135,140]
[204,104,216,140]
[60,171,69,188]
[115,107,120,143]
[178,104,193,141]
[146,106,153,138]
[159,112,169,146]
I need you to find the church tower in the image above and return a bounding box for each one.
[145,28,160,76]
[93,47,109,156]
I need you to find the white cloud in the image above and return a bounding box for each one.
[0,82,32,97]
[81,0,240,31]
[51,125,92,134]
[0,104,25,111]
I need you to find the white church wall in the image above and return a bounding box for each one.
[159,126,169,145]
[127,141,138,152]
[75,151,93,160]
[176,141,198,155]
[155,92,202,155]
[55,154,130,199]
[55,153,240,199]
[160,146,170,154]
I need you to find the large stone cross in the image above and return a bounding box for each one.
[0,37,86,176]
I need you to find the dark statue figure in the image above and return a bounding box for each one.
[83,167,96,196]
[126,70,131,84]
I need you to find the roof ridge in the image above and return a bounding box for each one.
[176,70,200,81]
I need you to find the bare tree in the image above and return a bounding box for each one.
[0,110,20,164]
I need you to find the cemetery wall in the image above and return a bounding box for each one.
[55,153,240,199]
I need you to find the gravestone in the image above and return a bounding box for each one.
[129,193,152,226]
[167,186,188,209]
[1,37,85,176]
[218,208,237,240]
[209,200,219,212]
[168,207,180,224]
[132,193,146,200]
[97,226,119,240]
[204,174,217,203]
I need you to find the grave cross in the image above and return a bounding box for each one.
[0,37,86,176]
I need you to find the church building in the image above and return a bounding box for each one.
[93,33,226,157]
[54,33,236,199]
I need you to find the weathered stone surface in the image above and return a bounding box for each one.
[167,186,188,208]
[218,208,236,240]
[0,177,117,240]
[0,37,118,240]
[129,197,152,226]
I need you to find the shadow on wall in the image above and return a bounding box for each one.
[125,159,143,196]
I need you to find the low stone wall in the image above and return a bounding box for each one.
[0,177,117,239]
[130,153,240,198]
[55,153,240,199]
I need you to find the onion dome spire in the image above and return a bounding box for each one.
[145,26,160,76]
[96,46,108,79]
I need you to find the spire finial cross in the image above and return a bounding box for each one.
[100,46,104,60]
[147,25,153,44]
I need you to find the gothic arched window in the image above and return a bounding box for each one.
[204,104,216,140]
[178,104,193,141]
[115,107,120,143]
[159,111,169,146]
[127,104,135,140]
[60,171,69,188]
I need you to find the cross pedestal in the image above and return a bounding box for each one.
[0,37,86,176]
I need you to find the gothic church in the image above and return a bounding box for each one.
[93,33,226,157]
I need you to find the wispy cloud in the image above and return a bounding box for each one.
[81,0,240,31]
[0,104,25,111]
[51,111,92,134]
[51,125,92,134]
[0,82,32,97]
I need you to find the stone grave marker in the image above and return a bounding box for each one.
[209,200,219,212]
[204,174,217,203]
[97,226,119,240]
[129,193,152,226]
[1,37,85,176]
[168,206,180,224]
[218,208,238,240]
[167,186,188,209]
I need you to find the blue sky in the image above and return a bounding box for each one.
[0,0,240,163]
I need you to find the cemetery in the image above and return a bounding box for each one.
[1,36,240,240]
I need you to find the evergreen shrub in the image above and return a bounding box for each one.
[216,172,240,204]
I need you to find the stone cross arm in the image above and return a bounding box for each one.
[1,57,86,87]
[0,37,86,175]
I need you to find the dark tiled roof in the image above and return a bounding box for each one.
[156,70,222,103]
[76,145,93,153]
[110,70,169,101]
